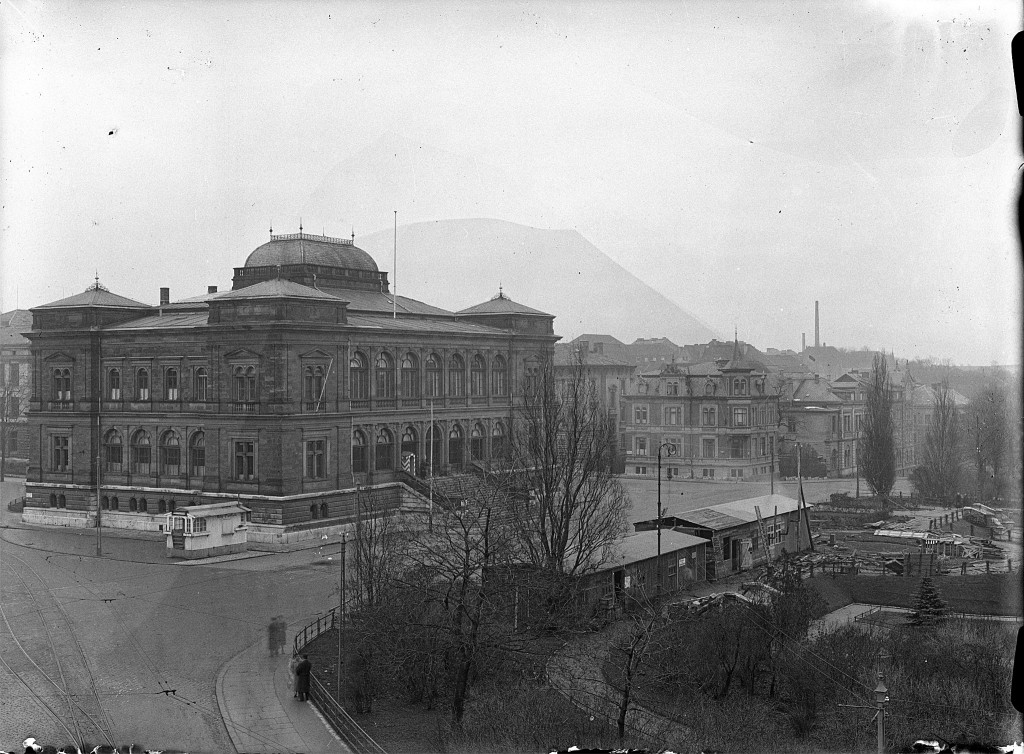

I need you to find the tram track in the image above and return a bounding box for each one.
[0,550,117,748]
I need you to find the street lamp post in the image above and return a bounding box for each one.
[657,441,677,600]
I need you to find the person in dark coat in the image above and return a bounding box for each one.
[295,653,312,701]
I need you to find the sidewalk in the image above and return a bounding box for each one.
[217,637,350,754]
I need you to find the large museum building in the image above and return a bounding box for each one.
[23,231,557,542]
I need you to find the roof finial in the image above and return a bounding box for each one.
[351,227,355,241]
[299,217,303,233]
[270,219,273,235]
[499,283,504,299]
[95,270,100,288]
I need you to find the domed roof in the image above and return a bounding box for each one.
[244,232,379,272]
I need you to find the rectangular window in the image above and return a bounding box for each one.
[843,415,851,433]
[6,430,17,454]
[305,439,326,479]
[665,406,681,425]
[234,441,256,480]
[9,362,19,386]
[732,407,748,427]
[635,436,648,456]
[633,405,648,424]
[634,466,647,475]
[51,435,70,471]
[702,407,716,426]
[703,467,715,479]
[760,437,767,457]
[667,381,679,396]
[702,438,715,458]
[8,396,19,416]
[193,368,209,401]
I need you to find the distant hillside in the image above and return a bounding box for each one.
[357,219,719,344]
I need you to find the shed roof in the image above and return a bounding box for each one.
[169,501,250,518]
[674,494,803,531]
[601,529,709,571]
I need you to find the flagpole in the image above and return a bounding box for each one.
[393,210,397,320]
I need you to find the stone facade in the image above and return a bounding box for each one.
[619,346,780,482]
[1,309,32,474]
[24,231,557,537]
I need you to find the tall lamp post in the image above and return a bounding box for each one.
[656,441,677,600]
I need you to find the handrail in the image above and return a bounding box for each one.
[293,607,388,754]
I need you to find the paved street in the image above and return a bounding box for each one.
[0,479,346,752]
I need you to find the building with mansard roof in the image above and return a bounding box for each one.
[618,339,780,482]
[23,231,557,544]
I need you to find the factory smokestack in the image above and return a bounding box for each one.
[814,301,820,348]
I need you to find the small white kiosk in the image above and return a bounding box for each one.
[165,502,251,559]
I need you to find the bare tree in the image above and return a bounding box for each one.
[0,363,29,482]
[859,353,896,497]
[966,377,1019,502]
[910,381,965,500]
[506,353,629,577]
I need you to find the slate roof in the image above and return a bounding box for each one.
[457,292,550,316]
[346,314,505,335]
[34,284,150,311]
[214,279,343,301]
[554,343,635,368]
[789,377,843,403]
[331,289,455,317]
[673,494,804,531]
[244,233,379,272]
[0,310,32,346]
[105,312,210,331]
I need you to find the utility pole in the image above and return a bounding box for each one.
[337,532,346,700]
[837,661,887,754]
[656,442,676,601]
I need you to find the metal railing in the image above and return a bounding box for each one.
[293,607,388,754]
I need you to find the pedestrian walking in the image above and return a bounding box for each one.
[289,652,301,698]
[295,653,312,701]
[273,615,287,656]
[268,618,279,656]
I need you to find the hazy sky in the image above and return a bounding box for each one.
[2,0,1019,365]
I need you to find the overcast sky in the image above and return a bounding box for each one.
[1,0,1019,365]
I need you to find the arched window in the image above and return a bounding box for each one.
[470,355,486,396]
[425,354,443,398]
[136,368,150,400]
[448,424,464,470]
[448,354,466,396]
[167,499,176,512]
[58,494,66,508]
[303,365,326,404]
[161,431,181,475]
[139,497,148,512]
[492,422,507,459]
[49,493,57,508]
[426,424,443,473]
[166,368,180,400]
[491,356,508,397]
[470,423,486,461]
[352,429,368,473]
[320,502,329,519]
[101,495,109,510]
[375,427,395,470]
[131,430,152,474]
[401,427,417,466]
[104,429,123,471]
[193,366,209,401]
[189,431,206,476]
[158,499,167,513]
[375,352,395,399]
[108,368,122,400]
[233,366,257,402]
[350,352,369,400]
[310,503,319,520]
[733,378,747,396]
[52,368,72,401]
[110,496,119,510]
[129,497,138,512]
[401,353,419,398]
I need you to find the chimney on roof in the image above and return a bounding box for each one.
[814,301,820,348]
[208,285,218,294]
[160,287,170,306]
[802,332,806,352]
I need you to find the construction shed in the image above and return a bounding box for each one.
[669,494,812,579]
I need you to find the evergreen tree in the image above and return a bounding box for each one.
[908,577,948,626]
